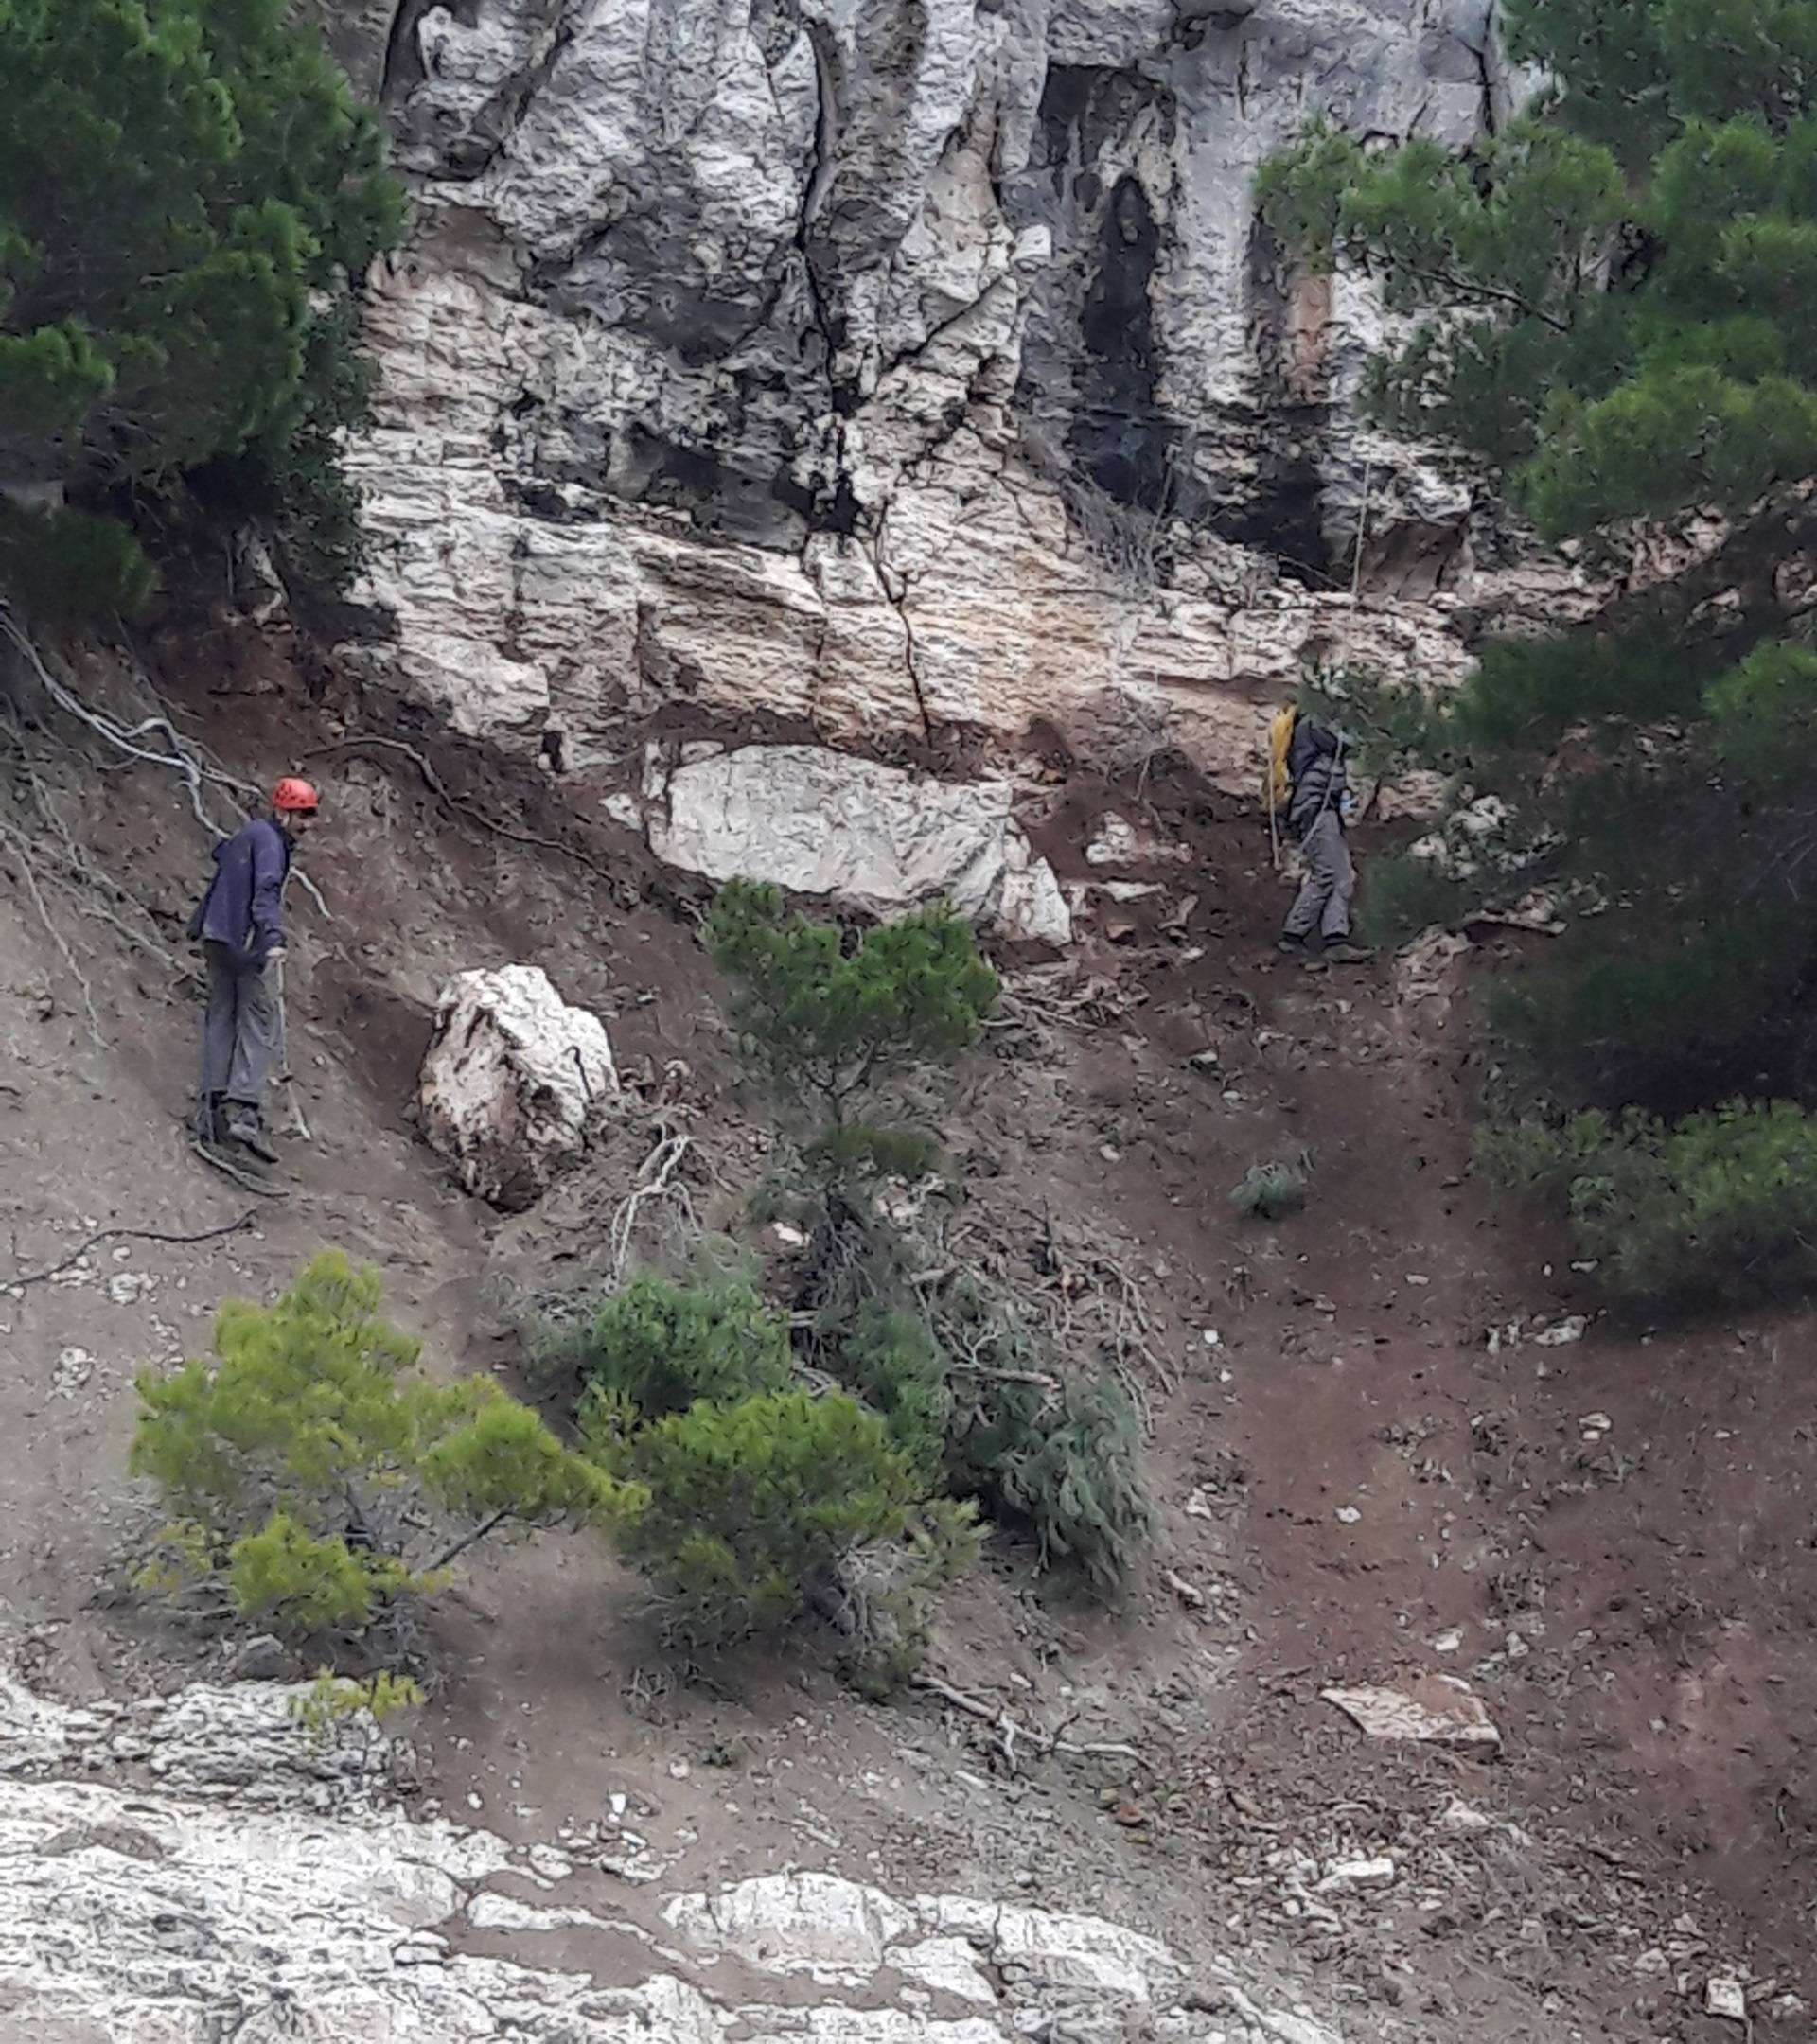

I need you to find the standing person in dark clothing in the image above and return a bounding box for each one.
[1278,716,1370,963]
[189,778,319,1159]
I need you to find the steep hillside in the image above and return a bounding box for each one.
[1,3,1812,2039]
[0,623,1809,2040]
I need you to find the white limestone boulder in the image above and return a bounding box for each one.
[419,964,616,1210]
[644,742,1070,944]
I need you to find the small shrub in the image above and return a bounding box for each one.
[706,878,997,1184]
[289,1669,426,1745]
[130,1251,636,1640]
[612,1389,918,1647]
[1232,1151,1313,1221]
[537,1269,791,1419]
[1478,1100,1817,1304]
[952,1358,1154,1595]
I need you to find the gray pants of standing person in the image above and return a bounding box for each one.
[200,942,277,1111]
[1284,808,1356,943]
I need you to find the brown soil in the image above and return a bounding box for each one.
[0,636,1809,2041]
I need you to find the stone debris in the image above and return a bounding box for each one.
[418,964,617,1211]
[1320,1675,1502,1752]
[1532,1315,1588,1348]
[1704,1976,1749,2022]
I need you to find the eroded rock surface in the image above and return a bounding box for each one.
[419,963,617,1208]
[0,1675,1361,2044]
[310,0,1580,794]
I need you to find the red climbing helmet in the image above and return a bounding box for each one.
[272,776,320,817]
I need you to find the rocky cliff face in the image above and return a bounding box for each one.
[316,0,1571,801]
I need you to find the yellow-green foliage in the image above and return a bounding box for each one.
[131,1251,639,1638]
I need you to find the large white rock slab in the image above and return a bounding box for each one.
[644,742,1068,942]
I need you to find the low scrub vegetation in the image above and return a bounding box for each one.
[1232,1151,1313,1222]
[131,1251,637,1640]
[1479,1101,1817,1305]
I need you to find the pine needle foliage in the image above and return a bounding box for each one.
[130,1251,637,1639]
[0,0,403,611]
[706,878,998,1185]
[1261,1,1817,1294]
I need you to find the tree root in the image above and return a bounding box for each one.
[305,732,624,893]
[0,607,329,919]
[6,1210,258,1291]
[609,1132,697,1280]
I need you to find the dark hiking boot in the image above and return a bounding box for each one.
[1277,933,1309,956]
[1323,942,1376,965]
[193,1094,227,1147]
[224,1106,280,1166]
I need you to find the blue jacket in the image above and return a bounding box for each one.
[189,818,291,966]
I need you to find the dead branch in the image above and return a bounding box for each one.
[7,1210,258,1290]
[911,1672,1140,1770]
[945,1358,1061,1389]
[609,1132,697,1280]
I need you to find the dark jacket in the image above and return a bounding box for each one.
[188,818,291,967]
[1287,719,1349,835]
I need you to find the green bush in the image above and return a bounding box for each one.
[706,878,997,1187]
[131,1251,636,1639]
[1479,1099,1817,1303]
[950,1345,1154,1595]
[1232,1152,1313,1221]
[538,1270,791,1418]
[838,1304,950,1482]
[612,1389,918,1646]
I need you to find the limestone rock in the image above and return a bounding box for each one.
[419,964,617,1210]
[644,741,1068,942]
[0,1675,1362,2044]
[327,0,1594,802]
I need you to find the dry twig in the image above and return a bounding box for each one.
[911,1672,1140,1770]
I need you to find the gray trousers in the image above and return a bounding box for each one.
[1284,808,1355,942]
[200,943,277,1109]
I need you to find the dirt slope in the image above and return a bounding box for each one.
[0,634,1809,2042]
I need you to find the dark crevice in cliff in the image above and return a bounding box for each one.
[1017,64,1183,532]
[379,0,431,105]
[1070,174,1174,514]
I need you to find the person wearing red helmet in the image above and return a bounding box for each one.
[187,777,319,1162]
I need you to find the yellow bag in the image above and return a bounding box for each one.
[1264,705,1297,817]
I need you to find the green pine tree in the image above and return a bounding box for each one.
[1260,4,1817,1297]
[0,0,403,613]
[131,1252,639,1639]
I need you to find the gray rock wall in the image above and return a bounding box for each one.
[314,1,1568,791]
